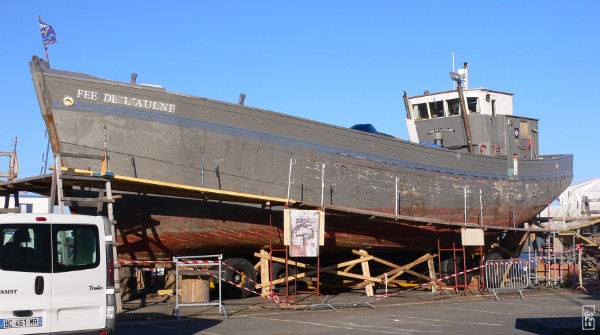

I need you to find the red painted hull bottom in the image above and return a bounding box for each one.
[107,194,525,262]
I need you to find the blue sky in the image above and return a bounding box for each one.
[1,1,598,184]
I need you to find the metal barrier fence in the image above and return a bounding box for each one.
[173,254,225,318]
[526,239,579,288]
[485,259,530,301]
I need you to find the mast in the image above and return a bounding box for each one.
[450,71,474,153]
[403,91,412,119]
[38,15,50,66]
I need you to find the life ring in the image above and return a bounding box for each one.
[480,144,487,155]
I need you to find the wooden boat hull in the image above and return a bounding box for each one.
[29,56,573,260]
[109,194,519,261]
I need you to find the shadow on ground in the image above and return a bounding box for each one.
[117,318,222,335]
[515,317,589,335]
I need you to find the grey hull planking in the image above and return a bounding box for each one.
[30,56,573,227]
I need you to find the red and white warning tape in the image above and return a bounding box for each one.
[118,259,222,266]
[117,245,584,306]
[217,261,291,307]
[117,258,290,307]
[371,245,583,303]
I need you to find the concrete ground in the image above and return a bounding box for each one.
[116,287,600,334]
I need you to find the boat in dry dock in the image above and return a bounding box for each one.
[29,57,572,262]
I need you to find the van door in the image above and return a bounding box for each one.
[0,222,53,334]
[50,218,107,333]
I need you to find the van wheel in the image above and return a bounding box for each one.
[222,258,257,299]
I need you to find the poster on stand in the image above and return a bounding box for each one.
[284,210,321,257]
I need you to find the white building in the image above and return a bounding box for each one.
[5,193,49,214]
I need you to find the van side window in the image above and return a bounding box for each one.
[0,224,51,273]
[54,225,100,272]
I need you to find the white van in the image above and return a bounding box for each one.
[0,214,116,334]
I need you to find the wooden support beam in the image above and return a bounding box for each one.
[253,253,310,269]
[253,252,375,289]
[511,224,536,259]
[574,233,600,249]
[322,269,381,283]
[349,278,408,289]
[342,263,357,273]
[259,250,271,296]
[359,249,374,297]
[562,218,600,231]
[51,165,295,206]
[353,250,435,272]
[254,250,437,292]
[352,251,436,289]
[403,269,435,282]
[255,264,376,289]
[428,258,438,293]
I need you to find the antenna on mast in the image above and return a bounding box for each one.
[457,62,469,89]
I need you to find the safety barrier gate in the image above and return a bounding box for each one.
[172,254,225,318]
[484,259,530,301]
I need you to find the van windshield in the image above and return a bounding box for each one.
[0,224,52,273]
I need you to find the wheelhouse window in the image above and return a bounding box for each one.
[0,224,51,273]
[447,98,461,116]
[413,103,429,119]
[467,97,479,114]
[429,100,444,118]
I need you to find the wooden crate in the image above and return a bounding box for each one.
[180,270,210,303]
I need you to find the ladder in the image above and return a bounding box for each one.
[0,138,20,214]
[0,187,20,214]
[50,147,122,313]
